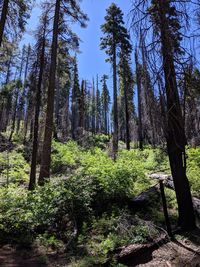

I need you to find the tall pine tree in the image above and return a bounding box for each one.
[101,3,132,157]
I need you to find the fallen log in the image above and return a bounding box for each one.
[113,174,200,266]
[116,234,169,266]
[127,185,161,211]
[149,173,200,217]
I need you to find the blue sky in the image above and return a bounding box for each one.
[22,0,133,86]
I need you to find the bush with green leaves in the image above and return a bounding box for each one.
[51,141,150,203]
[35,232,65,252]
[0,185,33,244]
[0,144,150,245]
[186,147,200,197]
[0,150,29,184]
[82,133,110,149]
[51,140,80,173]
[0,173,108,244]
[0,180,84,244]
[78,147,150,205]
[76,211,159,266]
[117,148,169,173]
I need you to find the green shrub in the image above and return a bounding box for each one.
[80,148,150,198]
[0,185,33,244]
[0,182,66,243]
[83,134,110,149]
[0,149,150,244]
[186,147,200,197]
[0,178,94,244]
[77,211,159,265]
[35,232,65,251]
[117,148,169,174]
[51,140,80,173]
[0,140,151,248]
[51,141,150,200]
[117,150,151,195]
[0,151,29,184]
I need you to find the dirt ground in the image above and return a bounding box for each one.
[0,245,68,267]
[136,230,200,267]
[137,241,200,267]
[0,245,41,267]
[1,230,200,267]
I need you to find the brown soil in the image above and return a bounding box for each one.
[1,230,200,267]
[135,230,200,267]
[0,245,68,267]
[0,245,41,267]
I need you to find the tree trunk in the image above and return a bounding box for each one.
[113,42,118,158]
[61,86,70,140]
[29,18,46,190]
[92,79,96,135]
[9,88,18,141]
[0,0,9,47]
[158,1,195,230]
[5,54,12,84]
[9,54,24,141]
[17,45,31,134]
[0,100,5,131]
[104,104,107,135]
[123,72,130,150]
[55,76,60,137]
[38,0,60,185]
[79,80,85,129]
[71,87,76,140]
[135,51,143,150]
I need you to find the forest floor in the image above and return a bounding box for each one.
[1,135,200,266]
[136,233,200,267]
[1,230,200,267]
[0,244,68,267]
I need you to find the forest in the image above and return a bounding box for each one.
[1,0,200,266]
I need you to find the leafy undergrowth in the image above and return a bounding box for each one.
[0,137,200,265]
[186,147,200,197]
[0,150,30,184]
[73,212,160,266]
[0,138,152,265]
[125,144,200,198]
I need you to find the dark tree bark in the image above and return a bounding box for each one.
[38,0,60,185]
[0,0,9,47]
[71,57,80,140]
[113,42,118,158]
[9,86,19,141]
[122,71,130,150]
[104,106,107,135]
[135,51,143,150]
[54,76,60,139]
[141,39,156,146]
[5,54,12,84]
[17,45,31,134]
[61,86,70,140]
[71,87,76,139]
[1,91,12,132]
[23,69,38,143]
[29,15,47,190]
[158,1,195,230]
[101,75,109,135]
[9,50,25,141]
[95,76,100,133]
[79,80,85,129]
[91,79,96,135]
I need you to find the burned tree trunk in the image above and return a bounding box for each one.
[0,0,9,47]
[157,1,195,230]
[38,0,60,185]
